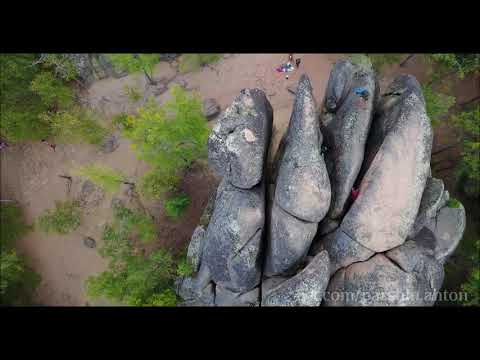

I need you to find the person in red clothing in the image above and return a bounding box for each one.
[351,187,360,201]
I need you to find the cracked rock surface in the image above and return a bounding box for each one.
[176,62,466,307]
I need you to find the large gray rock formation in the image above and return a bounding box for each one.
[264,75,331,277]
[177,62,466,307]
[208,88,273,189]
[340,74,433,254]
[321,58,378,221]
[202,179,265,292]
[177,88,272,305]
[324,249,444,306]
[427,202,466,264]
[262,251,330,306]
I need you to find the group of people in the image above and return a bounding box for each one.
[276,54,302,80]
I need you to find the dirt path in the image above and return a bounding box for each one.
[1,54,341,306]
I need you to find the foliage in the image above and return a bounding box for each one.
[0,203,32,250]
[107,54,160,83]
[40,107,108,145]
[86,210,178,306]
[176,257,194,277]
[112,201,157,244]
[164,193,190,219]
[461,240,480,306]
[366,54,404,73]
[447,198,461,208]
[35,54,78,81]
[139,169,179,199]
[421,84,456,126]
[124,85,209,198]
[74,165,125,193]
[0,53,51,142]
[30,71,75,110]
[123,84,142,103]
[452,106,480,198]
[178,54,222,73]
[38,200,82,234]
[149,289,178,306]
[0,250,41,305]
[0,202,40,305]
[111,113,128,127]
[426,54,480,79]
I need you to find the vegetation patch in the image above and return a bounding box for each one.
[74,165,126,193]
[179,54,222,73]
[38,200,82,234]
[164,193,190,219]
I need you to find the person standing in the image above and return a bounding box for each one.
[295,58,301,68]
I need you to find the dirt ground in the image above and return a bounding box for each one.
[0,54,342,306]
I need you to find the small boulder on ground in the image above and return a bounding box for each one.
[83,237,96,248]
[203,98,221,119]
[101,134,120,154]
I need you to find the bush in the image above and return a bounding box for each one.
[38,200,82,234]
[112,202,157,244]
[164,193,190,219]
[461,240,480,306]
[111,113,130,129]
[447,198,461,208]
[367,54,404,73]
[179,54,222,73]
[107,54,160,84]
[0,250,41,305]
[149,289,178,306]
[74,165,125,193]
[123,85,142,103]
[426,54,480,79]
[41,107,108,145]
[176,257,194,277]
[1,203,32,250]
[0,202,40,305]
[452,106,480,198]
[421,84,456,126]
[30,71,75,110]
[139,169,179,200]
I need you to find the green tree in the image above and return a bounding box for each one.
[74,165,126,193]
[1,203,32,250]
[40,107,108,145]
[106,54,160,85]
[0,53,51,142]
[164,193,190,219]
[461,240,480,306]
[426,54,480,80]
[421,84,456,126]
[0,202,40,305]
[86,205,177,306]
[112,201,157,244]
[178,54,222,73]
[124,85,209,199]
[30,71,75,110]
[34,54,78,81]
[0,250,41,305]
[38,200,82,234]
[452,106,480,198]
